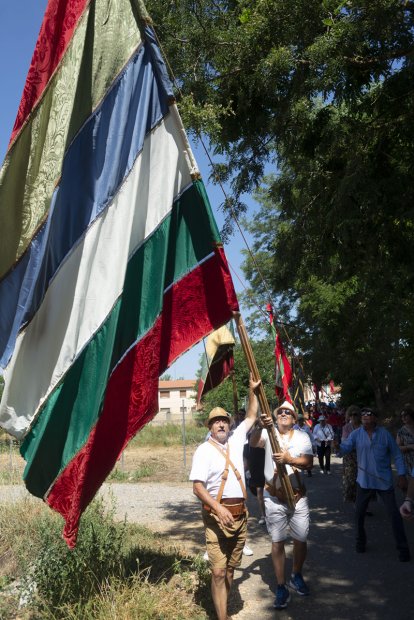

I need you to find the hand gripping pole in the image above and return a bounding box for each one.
[234,312,297,510]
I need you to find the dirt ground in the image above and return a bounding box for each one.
[0,442,197,484]
[115,443,198,482]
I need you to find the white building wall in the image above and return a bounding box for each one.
[153,385,197,424]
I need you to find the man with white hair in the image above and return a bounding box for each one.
[250,400,313,610]
[190,375,260,620]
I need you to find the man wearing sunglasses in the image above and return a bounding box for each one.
[250,401,313,610]
[339,407,410,561]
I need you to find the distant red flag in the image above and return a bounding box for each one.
[197,323,235,406]
[266,304,292,403]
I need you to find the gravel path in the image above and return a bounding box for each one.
[98,481,204,549]
[2,458,414,619]
[0,481,201,546]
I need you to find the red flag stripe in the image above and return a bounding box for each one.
[9,0,90,148]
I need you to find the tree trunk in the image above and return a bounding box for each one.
[365,366,385,414]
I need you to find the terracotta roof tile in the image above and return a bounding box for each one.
[159,380,196,389]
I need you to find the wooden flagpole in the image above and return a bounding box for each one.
[233,312,297,510]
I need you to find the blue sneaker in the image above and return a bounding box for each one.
[273,584,291,609]
[289,572,310,596]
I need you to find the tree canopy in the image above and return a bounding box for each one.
[147,1,414,410]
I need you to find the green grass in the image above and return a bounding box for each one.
[108,460,159,482]
[0,498,210,620]
[131,423,206,447]
[0,469,24,485]
[0,438,24,485]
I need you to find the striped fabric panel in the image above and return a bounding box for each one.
[0,114,193,438]
[0,37,170,368]
[0,0,145,280]
[46,246,238,547]
[2,1,241,549]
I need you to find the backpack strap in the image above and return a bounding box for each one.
[208,438,247,500]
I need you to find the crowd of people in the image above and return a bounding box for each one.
[189,378,414,619]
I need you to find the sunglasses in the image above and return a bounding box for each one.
[277,410,293,416]
[361,411,375,416]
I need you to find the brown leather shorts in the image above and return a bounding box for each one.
[202,507,248,569]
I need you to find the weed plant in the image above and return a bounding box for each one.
[0,499,209,619]
[22,498,126,612]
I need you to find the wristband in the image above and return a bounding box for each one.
[404,498,414,506]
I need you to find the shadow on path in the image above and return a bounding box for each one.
[155,459,414,619]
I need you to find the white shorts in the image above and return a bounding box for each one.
[264,495,310,542]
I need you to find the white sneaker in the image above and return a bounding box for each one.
[203,550,209,561]
[320,469,325,474]
[243,544,253,556]
[327,471,331,475]
[258,517,266,525]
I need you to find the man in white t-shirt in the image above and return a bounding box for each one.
[190,376,260,620]
[250,400,313,610]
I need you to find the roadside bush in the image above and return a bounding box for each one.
[23,498,126,614]
[0,499,209,620]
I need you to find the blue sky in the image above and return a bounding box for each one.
[0,1,257,379]
[0,2,49,162]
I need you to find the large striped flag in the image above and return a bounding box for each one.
[196,322,235,406]
[266,304,293,404]
[0,0,238,547]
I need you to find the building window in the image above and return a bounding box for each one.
[160,407,171,421]
[179,390,186,398]
[160,391,169,398]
